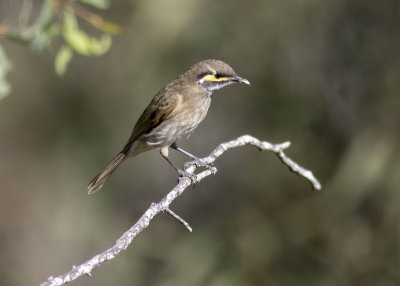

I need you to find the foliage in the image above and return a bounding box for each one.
[0,0,120,98]
[0,45,11,99]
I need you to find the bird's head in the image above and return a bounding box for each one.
[184,59,250,93]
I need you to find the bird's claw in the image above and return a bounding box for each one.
[177,169,197,184]
[206,165,217,174]
[184,159,216,174]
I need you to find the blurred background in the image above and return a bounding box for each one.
[1,0,399,285]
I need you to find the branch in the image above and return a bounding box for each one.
[40,134,321,286]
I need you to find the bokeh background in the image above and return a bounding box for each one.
[1,0,399,285]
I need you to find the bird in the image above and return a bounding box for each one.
[88,59,250,194]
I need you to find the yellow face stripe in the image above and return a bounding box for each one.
[201,71,228,82]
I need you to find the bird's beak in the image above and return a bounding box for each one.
[234,76,251,86]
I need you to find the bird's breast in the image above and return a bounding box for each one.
[141,94,211,147]
[174,95,211,137]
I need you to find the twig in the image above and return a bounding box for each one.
[39,134,321,286]
[165,208,192,232]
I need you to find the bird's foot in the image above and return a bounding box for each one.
[185,158,217,174]
[177,169,197,184]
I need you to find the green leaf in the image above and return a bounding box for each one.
[30,32,50,51]
[63,11,112,56]
[0,44,11,99]
[7,2,56,50]
[87,34,112,55]
[26,1,55,51]
[63,10,79,31]
[35,1,54,30]
[64,28,91,55]
[55,45,74,76]
[80,0,110,9]
[96,19,121,34]
[46,24,62,38]
[5,32,33,46]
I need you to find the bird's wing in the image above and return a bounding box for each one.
[125,89,180,147]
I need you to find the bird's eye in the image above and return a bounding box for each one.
[197,72,210,80]
[198,72,228,83]
[215,73,227,79]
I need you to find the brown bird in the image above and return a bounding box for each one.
[88,59,250,194]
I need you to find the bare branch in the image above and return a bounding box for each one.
[40,134,321,286]
[165,208,192,232]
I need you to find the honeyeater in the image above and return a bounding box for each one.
[88,59,250,194]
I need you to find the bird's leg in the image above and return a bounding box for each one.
[171,143,217,174]
[160,146,197,183]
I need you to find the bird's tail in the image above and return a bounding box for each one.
[88,152,127,194]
